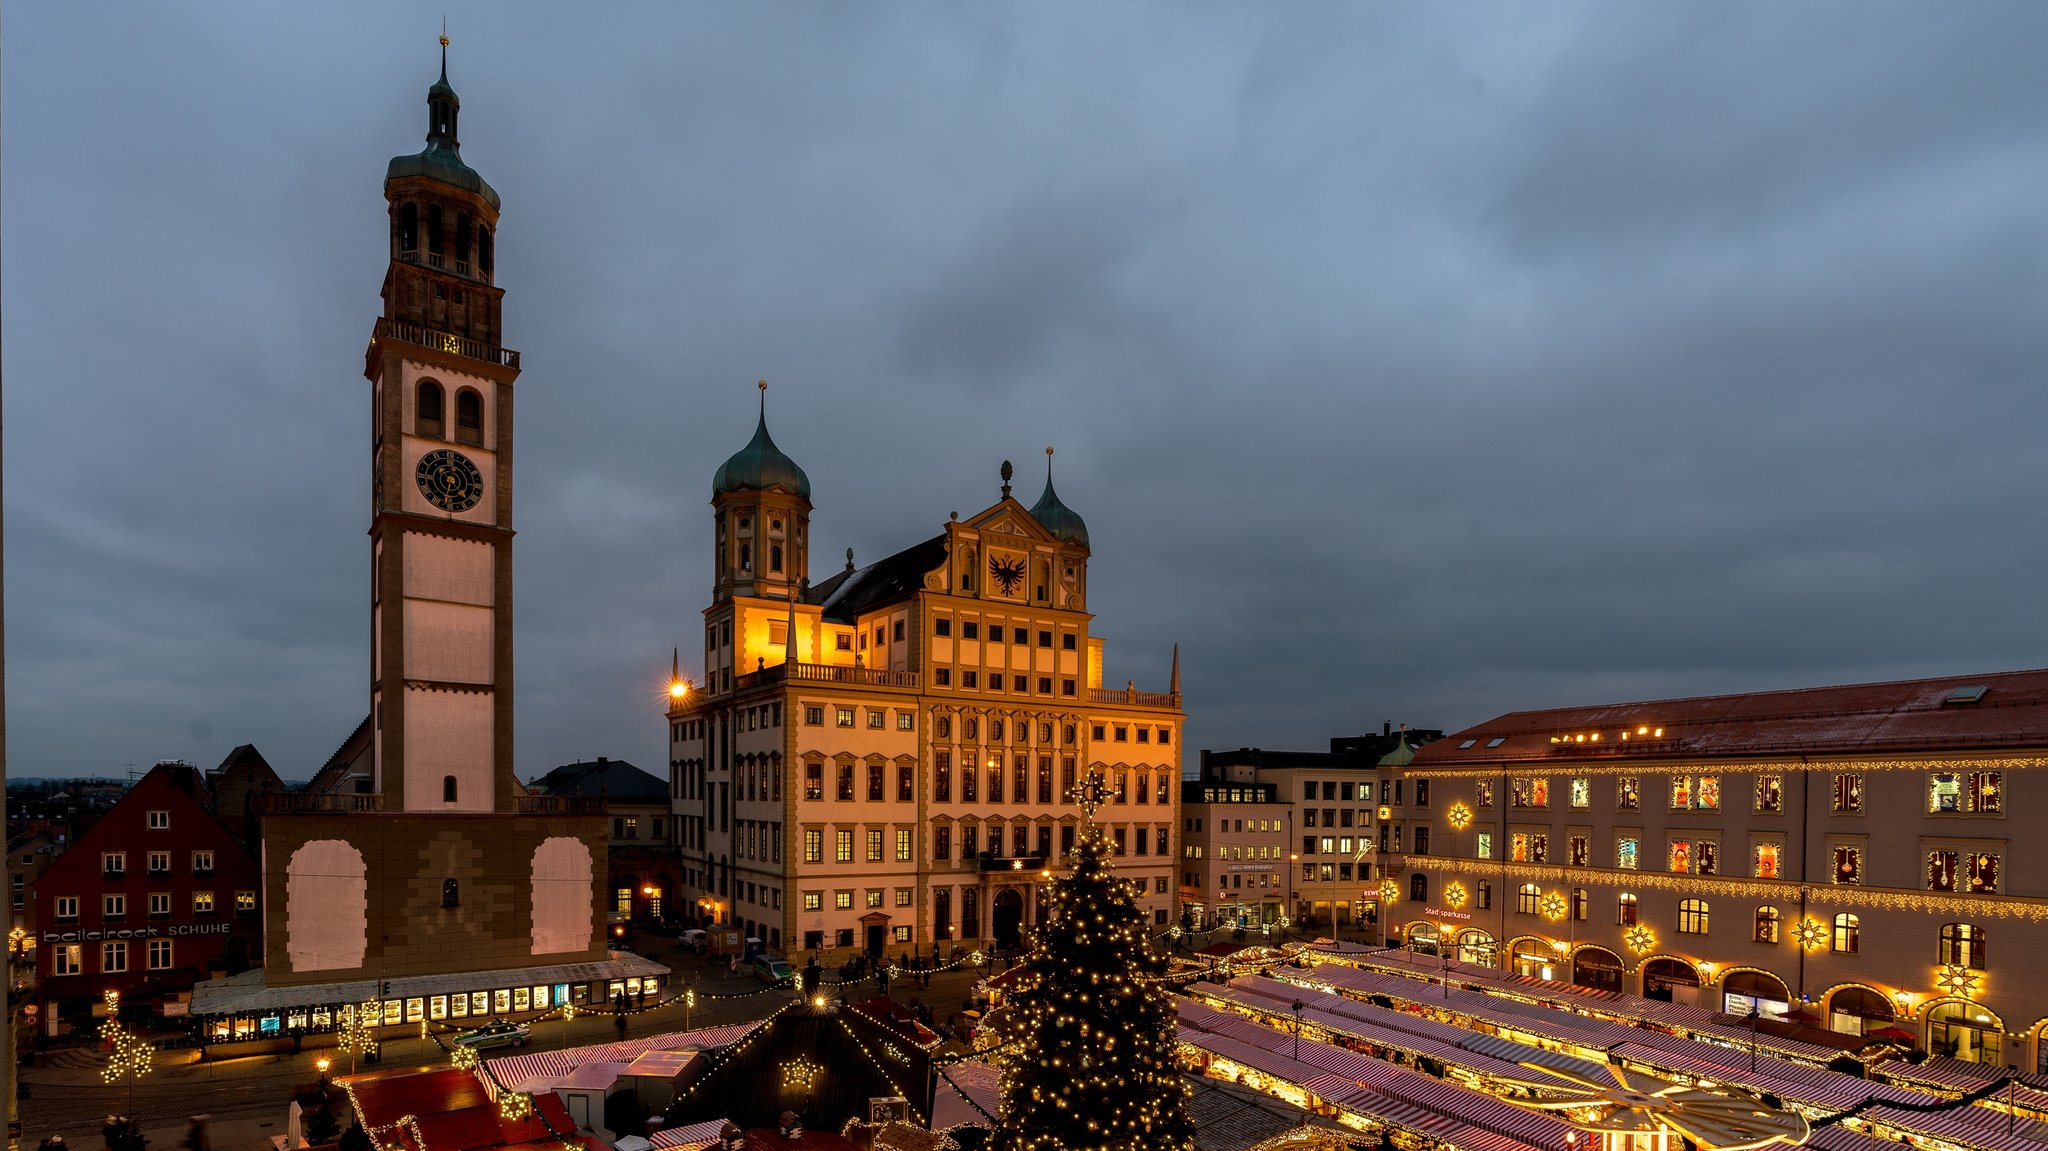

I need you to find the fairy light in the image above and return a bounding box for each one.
[450,1042,479,1070]
[782,1054,822,1090]
[498,1091,534,1121]
[100,990,154,1091]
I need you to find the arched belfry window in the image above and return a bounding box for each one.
[398,203,419,253]
[417,380,444,436]
[455,389,482,445]
[478,226,493,277]
[770,544,783,573]
[443,775,458,803]
[443,879,460,908]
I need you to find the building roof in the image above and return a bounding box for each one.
[305,714,372,794]
[712,394,809,501]
[1412,667,2048,768]
[527,757,667,804]
[385,53,501,209]
[1027,462,1089,548]
[813,534,948,624]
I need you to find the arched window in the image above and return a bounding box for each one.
[1939,923,1986,969]
[1618,892,1638,925]
[442,879,460,908]
[398,202,419,252]
[442,775,457,803]
[455,212,472,264]
[1517,883,1541,914]
[739,542,751,572]
[1929,1001,2002,1065]
[770,544,783,573]
[1678,898,1710,935]
[1833,913,1860,953]
[478,225,493,276]
[455,389,482,445]
[1755,905,1781,943]
[1408,873,1429,903]
[427,204,444,255]
[417,380,444,435]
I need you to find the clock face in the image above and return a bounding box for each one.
[989,552,1027,597]
[415,448,484,512]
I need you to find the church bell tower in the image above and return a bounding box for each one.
[364,40,519,813]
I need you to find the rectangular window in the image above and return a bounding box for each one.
[1832,773,1863,813]
[1569,835,1589,866]
[934,826,952,861]
[935,752,952,803]
[867,890,884,909]
[53,944,82,976]
[149,893,170,917]
[1668,839,1692,873]
[102,941,128,973]
[1617,837,1639,870]
[103,894,125,920]
[804,829,823,864]
[805,761,824,800]
[1569,778,1590,809]
[147,810,169,830]
[1616,777,1640,810]
[1969,771,2002,813]
[1669,775,1720,811]
[868,710,886,729]
[936,669,951,687]
[102,851,126,876]
[1755,774,1783,813]
[898,764,914,802]
[1476,831,1493,860]
[962,622,978,640]
[1474,780,1493,807]
[897,712,915,732]
[1509,777,1548,808]
[935,618,951,637]
[147,939,173,970]
[837,707,855,727]
[1968,852,2000,894]
[897,829,913,861]
[962,763,978,803]
[835,830,853,863]
[835,892,853,910]
[1754,842,1782,879]
[837,763,855,802]
[804,892,822,911]
[1697,842,1717,875]
[1927,849,1958,891]
[806,705,824,725]
[1832,844,1862,884]
[963,671,978,689]
[866,830,884,862]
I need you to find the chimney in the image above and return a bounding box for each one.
[597,756,609,765]
[1383,721,1391,737]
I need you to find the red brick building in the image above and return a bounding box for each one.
[32,762,262,1021]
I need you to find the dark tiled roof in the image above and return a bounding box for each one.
[306,714,372,793]
[1413,667,2048,767]
[814,534,948,624]
[528,758,666,803]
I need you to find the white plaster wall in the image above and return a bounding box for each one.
[402,600,494,684]
[403,534,495,606]
[403,687,493,811]
[286,840,368,972]
[530,837,595,955]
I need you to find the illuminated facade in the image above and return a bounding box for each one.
[667,437,1183,957]
[1382,669,2048,1069]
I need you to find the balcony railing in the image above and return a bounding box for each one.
[1088,686,1180,708]
[370,316,520,371]
[733,661,920,692]
[516,795,606,816]
[255,792,384,815]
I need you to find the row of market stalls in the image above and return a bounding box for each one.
[1169,941,2048,1151]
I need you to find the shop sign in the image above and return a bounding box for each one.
[1422,906,1472,920]
[41,922,233,943]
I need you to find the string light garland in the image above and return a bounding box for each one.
[1403,755,2048,780]
[99,991,154,1093]
[986,806,1194,1151]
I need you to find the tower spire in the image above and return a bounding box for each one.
[1170,643,1180,696]
[439,18,449,79]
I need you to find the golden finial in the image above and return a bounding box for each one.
[1045,445,1054,457]
[758,379,768,392]
[440,17,449,48]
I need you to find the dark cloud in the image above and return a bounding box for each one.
[9,3,2048,779]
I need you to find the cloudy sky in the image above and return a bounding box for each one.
[8,4,2048,782]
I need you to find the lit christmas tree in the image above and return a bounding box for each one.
[991,778,1194,1151]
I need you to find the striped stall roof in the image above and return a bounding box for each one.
[480,1022,759,1097]
[648,1119,730,1149]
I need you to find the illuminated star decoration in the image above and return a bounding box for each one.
[1792,918,1829,952]
[1443,882,1468,910]
[1625,925,1656,955]
[1380,878,1400,905]
[782,1055,822,1090]
[497,1092,534,1121]
[1446,803,1473,831]
[450,1043,479,1070]
[1936,964,1982,998]
[1540,892,1569,921]
[1069,768,1115,825]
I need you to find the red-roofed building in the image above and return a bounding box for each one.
[339,1066,608,1151]
[1382,668,2048,1071]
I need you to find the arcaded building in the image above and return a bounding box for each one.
[667,430,1183,958]
[1381,668,2048,1069]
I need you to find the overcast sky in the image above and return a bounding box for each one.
[8,4,2048,782]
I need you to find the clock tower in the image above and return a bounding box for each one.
[365,44,519,814]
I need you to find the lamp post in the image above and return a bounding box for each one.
[1748,1008,1760,1072]
[1291,999,1304,1062]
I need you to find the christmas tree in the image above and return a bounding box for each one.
[991,812,1194,1151]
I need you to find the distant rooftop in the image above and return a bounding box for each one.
[527,757,667,803]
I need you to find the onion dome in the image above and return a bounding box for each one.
[385,39,501,209]
[713,383,811,500]
[1028,447,1089,547]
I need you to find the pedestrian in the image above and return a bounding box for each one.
[181,1117,210,1151]
[615,1012,628,1040]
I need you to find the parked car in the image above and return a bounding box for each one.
[452,1021,531,1049]
[750,954,796,986]
[678,928,708,953]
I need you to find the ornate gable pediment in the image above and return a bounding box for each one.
[961,499,1057,545]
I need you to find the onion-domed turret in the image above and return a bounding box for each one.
[385,38,500,209]
[713,382,811,501]
[1028,447,1088,548]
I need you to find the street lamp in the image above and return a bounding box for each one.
[1291,999,1305,1062]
